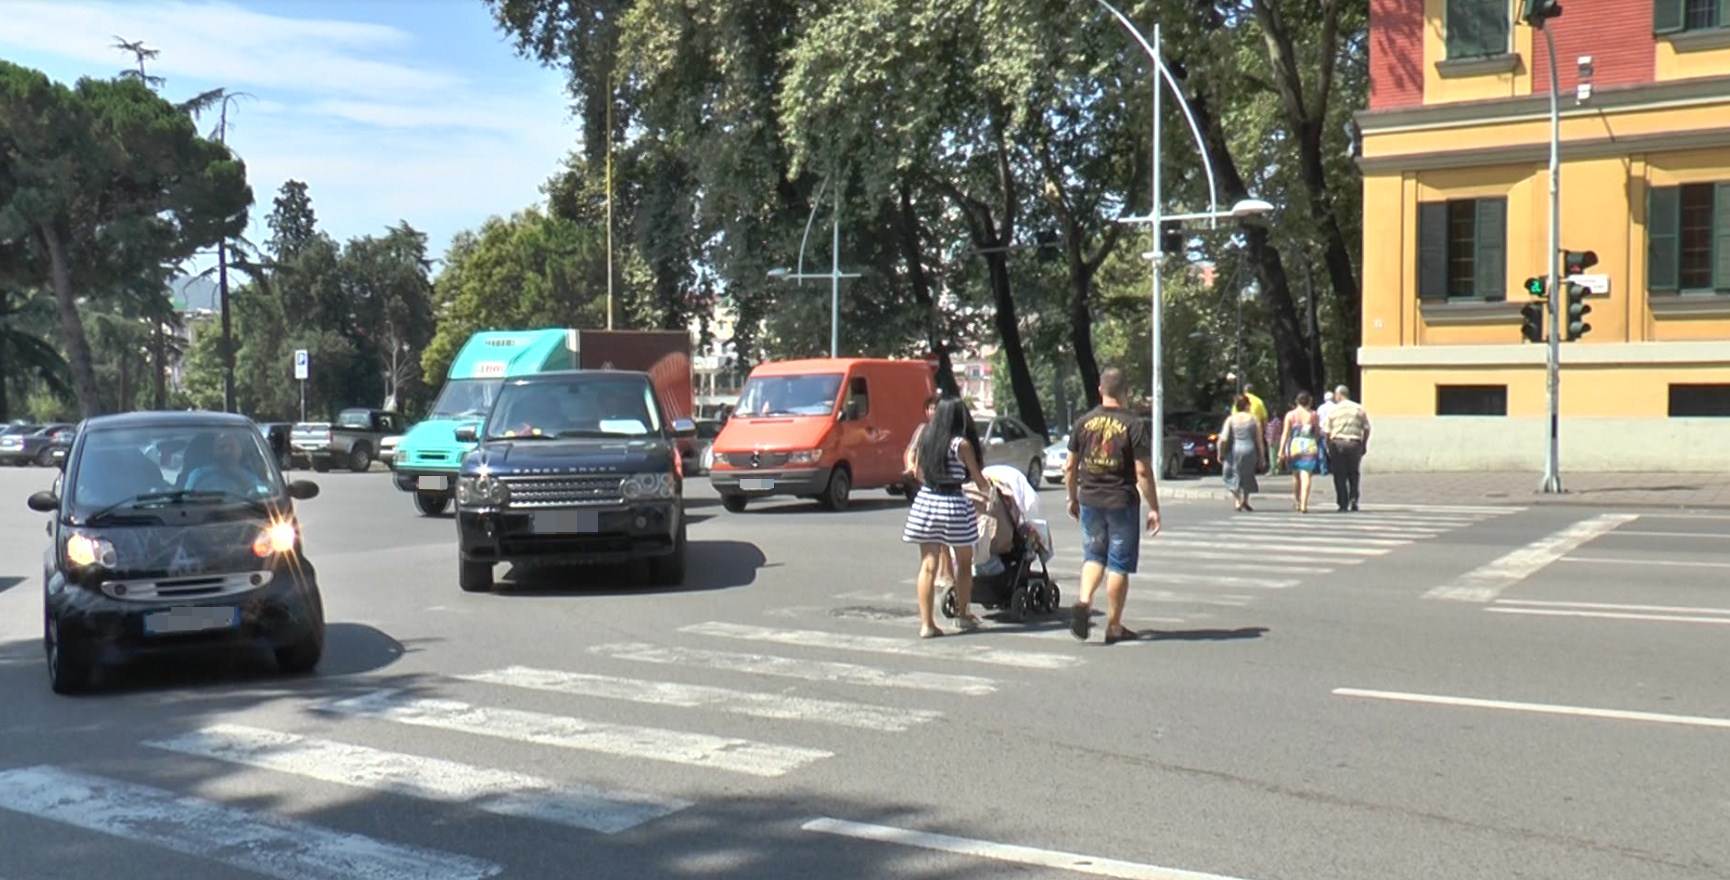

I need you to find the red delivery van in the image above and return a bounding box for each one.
[709,358,935,512]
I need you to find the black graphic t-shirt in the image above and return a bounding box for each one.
[1067,406,1151,510]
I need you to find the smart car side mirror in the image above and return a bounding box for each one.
[671,418,697,438]
[454,425,479,443]
[27,490,59,513]
[286,480,320,500]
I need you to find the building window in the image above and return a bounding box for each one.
[1418,198,1506,302]
[1648,183,1729,294]
[1669,384,1730,417]
[1657,0,1725,33]
[1446,0,1511,58]
[1436,385,1508,416]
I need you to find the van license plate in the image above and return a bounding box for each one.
[740,479,774,491]
[144,607,239,636]
[418,476,449,491]
[534,510,598,534]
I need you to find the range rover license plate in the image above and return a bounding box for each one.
[739,478,774,491]
[144,607,239,636]
[534,510,599,534]
[417,475,449,491]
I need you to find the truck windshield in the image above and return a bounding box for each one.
[429,379,504,420]
[485,375,661,439]
[736,374,843,417]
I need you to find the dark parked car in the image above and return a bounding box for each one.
[1167,411,1226,474]
[25,412,324,694]
[453,370,696,592]
[257,422,294,470]
[0,423,74,467]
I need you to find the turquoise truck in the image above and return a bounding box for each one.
[392,327,694,515]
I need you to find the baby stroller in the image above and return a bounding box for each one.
[940,484,1060,622]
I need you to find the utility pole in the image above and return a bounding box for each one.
[1527,0,1564,492]
[605,69,615,331]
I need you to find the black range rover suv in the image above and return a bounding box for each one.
[453,370,695,592]
[27,412,324,694]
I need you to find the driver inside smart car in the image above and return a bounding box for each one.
[181,430,267,495]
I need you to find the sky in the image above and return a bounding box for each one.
[0,0,580,265]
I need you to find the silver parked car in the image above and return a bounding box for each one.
[976,416,1047,485]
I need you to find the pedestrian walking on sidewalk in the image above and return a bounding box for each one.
[1323,385,1371,512]
[904,394,955,595]
[1279,392,1323,513]
[1065,368,1162,644]
[904,397,990,638]
[1220,396,1265,512]
[1315,390,1336,475]
[1263,405,1285,475]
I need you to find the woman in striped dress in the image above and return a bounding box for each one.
[905,398,990,638]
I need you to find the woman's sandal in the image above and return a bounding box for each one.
[956,615,981,632]
[919,626,945,639]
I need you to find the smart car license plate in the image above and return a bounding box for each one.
[739,478,774,491]
[533,510,598,534]
[144,607,239,636]
[417,475,449,491]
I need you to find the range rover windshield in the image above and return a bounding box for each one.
[429,379,504,421]
[70,426,280,523]
[736,374,843,417]
[484,375,661,440]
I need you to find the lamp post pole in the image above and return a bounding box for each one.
[769,176,858,358]
[1149,21,1164,452]
[1541,25,1563,494]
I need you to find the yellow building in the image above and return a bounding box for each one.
[1359,0,1730,470]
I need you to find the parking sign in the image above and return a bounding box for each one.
[293,349,309,380]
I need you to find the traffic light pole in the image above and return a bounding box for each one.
[1541,25,1563,494]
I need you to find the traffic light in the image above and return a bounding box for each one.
[1563,250,1598,276]
[1523,276,1547,298]
[1521,0,1562,26]
[1562,249,1596,341]
[1566,298,1592,341]
[1520,302,1545,343]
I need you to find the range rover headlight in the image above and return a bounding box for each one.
[456,475,510,507]
[619,472,676,500]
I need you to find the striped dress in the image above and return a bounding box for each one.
[902,438,980,547]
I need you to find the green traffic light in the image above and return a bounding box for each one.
[1524,276,1546,297]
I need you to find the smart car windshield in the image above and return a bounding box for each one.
[429,378,504,420]
[736,374,843,417]
[484,375,660,440]
[69,425,280,520]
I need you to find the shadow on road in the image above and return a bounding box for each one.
[1138,626,1269,643]
[738,497,909,516]
[499,539,767,597]
[0,576,23,596]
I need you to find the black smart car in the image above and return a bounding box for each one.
[453,370,695,592]
[27,412,324,694]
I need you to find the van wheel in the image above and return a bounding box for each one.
[818,467,852,511]
[414,491,451,517]
[45,614,93,695]
[348,445,372,472]
[721,494,748,513]
[459,560,494,593]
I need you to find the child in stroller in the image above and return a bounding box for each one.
[939,465,1060,622]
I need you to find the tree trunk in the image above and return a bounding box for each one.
[0,329,9,422]
[1065,250,1102,410]
[38,225,103,418]
[893,184,958,396]
[982,249,1046,437]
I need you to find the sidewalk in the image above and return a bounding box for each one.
[1157,470,1730,510]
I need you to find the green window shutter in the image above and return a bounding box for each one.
[1647,186,1680,292]
[1418,202,1449,301]
[1448,0,1508,57]
[1715,183,1730,291]
[1474,198,1507,301]
[1655,0,1685,33]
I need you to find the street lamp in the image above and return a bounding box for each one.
[768,176,859,358]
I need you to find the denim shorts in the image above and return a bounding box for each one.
[1080,504,1140,574]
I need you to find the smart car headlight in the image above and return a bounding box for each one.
[251,520,298,557]
[66,533,117,569]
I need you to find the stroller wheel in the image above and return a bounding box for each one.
[1045,584,1060,616]
[940,586,958,620]
[1008,586,1030,622]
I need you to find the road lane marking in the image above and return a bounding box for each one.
[1424,514,1639,602]
[0,765,499,880]
[588,642,997,695]
[1157,529,1411,547]
[145,724,685,833]
[802,817,1254,880]
[682,621,1083,669]
[1496,598,1730,616]
[1053,549,1365,567]
[459,666,939,732]
[1138,539,1389,556]
[319,690,831,778]
[1332,688,1730,730]
[1602,530,1729,538]
[1486,607,1730,625]
[1558,556,1730,569]
[1202,517,1454,532]
[1045,555,1320,573]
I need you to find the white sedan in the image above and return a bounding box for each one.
[1041,436,1070,485]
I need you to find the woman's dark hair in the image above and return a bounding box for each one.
[922,393,939,410]
[918,397,975,486]
[1234,395,1251,412]
[1296,391,1313,408]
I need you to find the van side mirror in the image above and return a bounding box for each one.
[454,425,479,443]
[27,491,59,513]
[671,418,697,438]
[286,480,320,500]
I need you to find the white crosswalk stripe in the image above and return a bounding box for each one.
[1137,538,1391,556]
[319,689,832,778]
[589,641,998,695]
[1153,530,1412,547]
[682,621,1083,670]
[459,666,940,732]
[0,765,501,880]
[146,724,687,834]
[1200,519,1449,535]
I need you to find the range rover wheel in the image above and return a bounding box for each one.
[721,494,748,513]
[818,467,852,512]
[414,491,451,517]
[649,521,688,586]
[459,559,494,593]
[348,445,373,472]
[45,614,93,695]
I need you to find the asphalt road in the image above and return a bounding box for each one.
[0,464,1725,880]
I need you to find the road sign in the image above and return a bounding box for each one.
[1566,273,1609,295]
[293,349,309,380]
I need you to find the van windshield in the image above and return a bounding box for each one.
[429,379,504,420]
[736,374,843,417]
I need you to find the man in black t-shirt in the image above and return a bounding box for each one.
[1064,368,1162,644]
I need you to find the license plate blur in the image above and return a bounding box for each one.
[417,476,448,491]
[533,510,599,534]
[144,607,239,636]
[739,478,774,491]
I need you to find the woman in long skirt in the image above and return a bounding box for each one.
[1220,395,1265,512]
[905,397,991,638]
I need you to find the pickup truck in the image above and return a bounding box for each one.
[292,408,405,472]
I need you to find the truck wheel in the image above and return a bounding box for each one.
[414,491,451,517]
[311,458,331,473]
[649,521,688,586]
[721,494,748,513]
[459,560,494,593]
[45,614,94,695]
[348,445,372,472]
[818,467,852,511]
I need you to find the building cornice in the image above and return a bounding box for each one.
[1357,74,1730,134]
[1360,341,1730,368]
[1357,126,1730,173]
